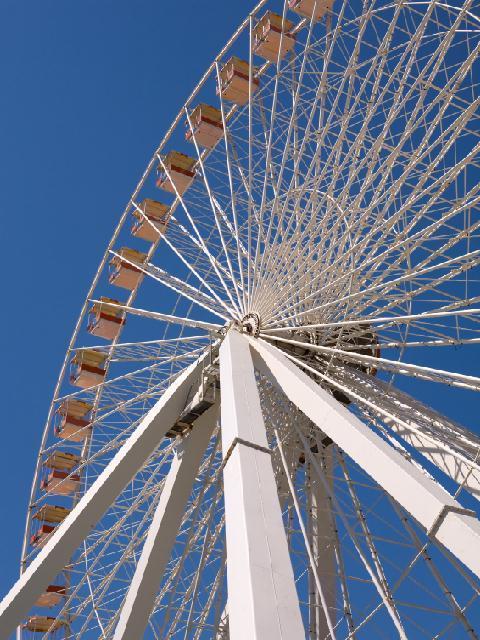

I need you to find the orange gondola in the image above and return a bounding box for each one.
[253,11,296,62]
[156,151,196,195]
[35,585,67,608]
[109,247,147,290]
[132,198,170,242]
[23,616,67,633]
[185,104,224,149]
[217,57,259,105]
[69,350,107,389]
[87,297,126,341]
[55,399,93,441]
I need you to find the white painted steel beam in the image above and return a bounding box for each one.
[307,364,480,499]
[357,374,480,499]
[394,427,480,498]
[0,354,208,638]
[113,402,219,640]
[309,444,336,639]
[248,337,480,579]
[219,329,304,640]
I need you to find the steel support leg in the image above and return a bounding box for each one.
[113,402,219,639]
[387,422,480,498]
[309,443,336,639]
[0,354,208,637]
[249,337,480,579]
[336,367,480,498]
[220,329,304,640]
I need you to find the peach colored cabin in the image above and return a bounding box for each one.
[109,247,147,290]
[156,151,196,195]
[23,616,66,633]
[185,104,224,149]
[43,451,81,492]
[31,505,71,550]
[253,11,296,62]
[132,198,170,242]
[33,504,71,525]
[44,450,81,472]
[42,469,80,496]
[35,585,67,608]
[70,349,107,389]
[217,56,259,105]
[88,296,126,341]
[30,524,55,548]
[288,0,333,21]
[55,399,93,442]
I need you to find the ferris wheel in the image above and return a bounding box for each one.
[1,0,480,637]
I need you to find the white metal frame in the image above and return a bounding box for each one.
[2,330,480,637]
[0,353,207,637]
[219,330,304,640]
[248,336,480,579]
[113,402,219,640]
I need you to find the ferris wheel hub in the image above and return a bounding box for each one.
[241,313,261,337]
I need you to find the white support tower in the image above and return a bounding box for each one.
[113,402,219,639]
[219,329,304,640]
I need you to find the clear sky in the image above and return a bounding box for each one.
[0,0,258,600]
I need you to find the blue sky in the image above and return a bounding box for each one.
[0,0,258,599]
